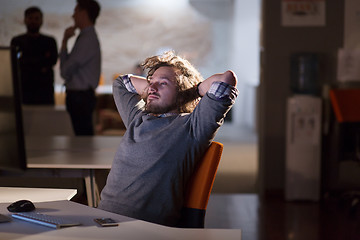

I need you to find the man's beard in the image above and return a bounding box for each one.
[145,100,177,114]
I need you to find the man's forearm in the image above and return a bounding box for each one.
[129,75,148,95]
[60,34,69,52]
[60,40,67,51]
[197,70,237,97]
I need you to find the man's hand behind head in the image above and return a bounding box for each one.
[197,70,237,97]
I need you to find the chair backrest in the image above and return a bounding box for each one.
[178,141,223,228]
[329,88,360,123]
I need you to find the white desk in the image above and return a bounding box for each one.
[24,136,121,207]
[0,187,77,203]
[0,200,241,240]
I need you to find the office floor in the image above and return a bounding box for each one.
[205,193,360,240]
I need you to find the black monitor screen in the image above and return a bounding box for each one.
[0,46,26,171]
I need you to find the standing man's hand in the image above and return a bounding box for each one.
[61,26,77,51]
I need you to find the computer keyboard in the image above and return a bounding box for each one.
[11,212,81,229]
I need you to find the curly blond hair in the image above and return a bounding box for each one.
[141,51,204,113]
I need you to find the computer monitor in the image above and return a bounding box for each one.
[0,46,26,171]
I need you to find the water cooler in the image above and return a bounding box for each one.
[285,53,322,201]
[285,95,322,201]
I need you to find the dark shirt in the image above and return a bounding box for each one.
[11,33,58,105]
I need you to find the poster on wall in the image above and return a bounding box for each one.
[337,0,360,82]
[337,49,360,82]
[281,0,326,27]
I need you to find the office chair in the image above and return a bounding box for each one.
[178,141,223,228]
[329,88,360,217]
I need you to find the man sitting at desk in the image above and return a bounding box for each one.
[98,51,238,227]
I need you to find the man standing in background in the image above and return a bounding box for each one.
[11,6,58,105]
[60,0,101,136]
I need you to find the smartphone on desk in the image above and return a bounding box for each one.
[94,218,118,227]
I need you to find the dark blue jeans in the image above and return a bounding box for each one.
[66,89,96,136]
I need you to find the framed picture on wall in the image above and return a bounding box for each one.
[281,0,326,27]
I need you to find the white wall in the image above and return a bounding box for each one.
[230,0,261,130]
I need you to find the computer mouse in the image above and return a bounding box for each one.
[7,200,35,212]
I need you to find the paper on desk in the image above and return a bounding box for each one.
[337,48,360,82]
